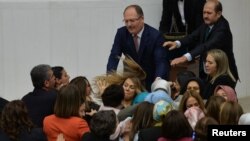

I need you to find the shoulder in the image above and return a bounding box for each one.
[0,97,8,108]
[144,24,160,34]
[71,117,89,129]
[43,114,56,122]
[21,128,47,141]
[215,75,233,82]
[213,75,236,87]
[215,16,230,29]
[117,26,129,33]
[21,92,33,100]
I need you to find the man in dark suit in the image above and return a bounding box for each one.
[163,0,239,81]
[107,4,170,91]
[22,64,57,128]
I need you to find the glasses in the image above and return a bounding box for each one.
[123,17,141,24]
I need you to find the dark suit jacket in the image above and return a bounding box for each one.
[203,74,236,99]
[159,0,205,34]
[180,16,239,81]
[0,128,47,141]
[22,88,57,128]
[0,97,8,116]
[107,24,170,91]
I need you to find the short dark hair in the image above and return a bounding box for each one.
[52,66,64,79]
[30,64,51,88]
[90,110,117,138]
[176,70,196,90]
[54,84,83,118]
[101,84,124,108]
[180,77,204,95]
[123,4,144,17]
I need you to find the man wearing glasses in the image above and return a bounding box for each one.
[107,4,170,91]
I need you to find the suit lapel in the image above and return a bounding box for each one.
[137,25,149,60]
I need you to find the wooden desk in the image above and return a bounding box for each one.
[169,60,199,81]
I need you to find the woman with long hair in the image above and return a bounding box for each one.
[0,100,47,141]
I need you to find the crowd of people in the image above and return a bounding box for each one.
[0,0,248,141]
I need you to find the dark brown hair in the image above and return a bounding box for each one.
[54,84,83,118]
[194,117,218,141]
[0,100,35,141]
[161,110,193,139]
[129,102,154,140]
[179,90,205,113]
[70,76,93,110]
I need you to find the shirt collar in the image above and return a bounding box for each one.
[133,26,144,38]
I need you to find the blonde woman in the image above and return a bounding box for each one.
[203,49,236,99]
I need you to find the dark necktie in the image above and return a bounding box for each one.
[133,35,139,52]
[204,27,211,41]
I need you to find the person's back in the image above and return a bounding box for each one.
[44,115,88,141]
[43,85,89,141]
[22,89,57,128]
[22,64,57,127]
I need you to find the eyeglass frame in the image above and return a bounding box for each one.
[123,16,142,24]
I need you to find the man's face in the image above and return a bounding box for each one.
[203,2,221,25]
[123,7,144,35]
